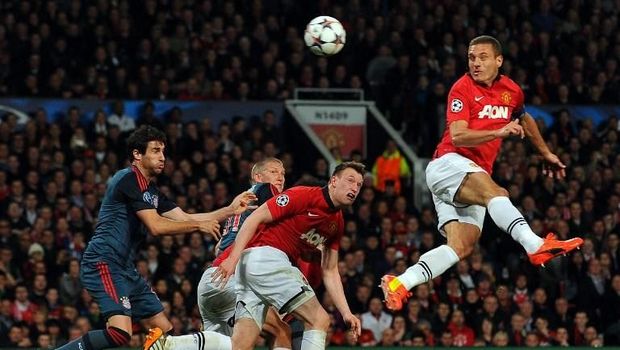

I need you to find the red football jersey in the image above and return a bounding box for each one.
[247,186,344,263]
[434,74,525,173]
[296,259,323,290]
[212,244,231,267]
[213,232,324,289]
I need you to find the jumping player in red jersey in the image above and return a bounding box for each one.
[209,161,364,350]
[381,35,584,311]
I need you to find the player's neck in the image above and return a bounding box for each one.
[326,188,342,209]
[479,77,496,87]
[132,162,153,182]
[472,73,500,87]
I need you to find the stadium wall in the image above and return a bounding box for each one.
[0,98,618,128]
[0,98,284,125]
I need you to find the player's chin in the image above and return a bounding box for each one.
[471,74,485,83]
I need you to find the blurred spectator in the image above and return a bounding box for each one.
[107,101,135,134]
[58,259,81,306]
[361,297,393,343]
[371,140,411,195]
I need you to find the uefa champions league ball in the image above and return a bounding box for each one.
[304,16,346,56]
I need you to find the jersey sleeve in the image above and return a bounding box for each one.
[446,81,471,124]
[511,87,526,120]
[116,173,155,212]
[254,183,279,206]
[156,191,177,214]
[327,213,344,251]
[266,187,310,221]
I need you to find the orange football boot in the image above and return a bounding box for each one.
[144,327,165,350]
[528,233,583,267]
[380,275,412,311]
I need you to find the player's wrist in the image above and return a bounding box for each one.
[540,149,553,158]
[224,205,236,216]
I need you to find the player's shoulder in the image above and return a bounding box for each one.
[286,185,322,196]
[276,185,322,204]
[114,167,150,192]
[251,182,278,195]
[252,182,280,205]
[110,168,135,187]
[497,75,521,90]
[448,74,475,96]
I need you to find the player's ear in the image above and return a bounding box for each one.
[132,149,142,161]
[496,54,503,68]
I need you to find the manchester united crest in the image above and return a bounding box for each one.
[328,222,337,234]
[320,128,346,149]
[500,91,512,104]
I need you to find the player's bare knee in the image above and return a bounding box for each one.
[309,308,330,332]
[231,332,254,350]
[480,185,509,204]
[487,186,509,200]
[459,244,475,259]
[276,321,292,340]
[448,238,474,260]
[157,319,173,334]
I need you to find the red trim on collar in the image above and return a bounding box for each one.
[131,166,149,192]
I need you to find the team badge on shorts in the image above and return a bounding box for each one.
[275,194,289,207]
[120,296,131,309]
[450,98,463,112]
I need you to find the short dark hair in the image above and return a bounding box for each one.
[126,125,166,161]
[469,35,502,56]
[332,161,366,177]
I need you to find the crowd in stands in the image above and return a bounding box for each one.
[0,100,619,348]
[0,0,619,348]
[1,0,620,155]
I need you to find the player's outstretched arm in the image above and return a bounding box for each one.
[321,247,361,338]
[211,203,273,287]
[521,113,552,155]
[450,120,522,147]
[190,191,258,222]
[521,113,566,179]
[137,208,221,239]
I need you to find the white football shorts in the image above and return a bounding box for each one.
[234,246,315,329]
[425,152,487,235]
[197,267,236,336]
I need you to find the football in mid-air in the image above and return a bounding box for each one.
[304,16,346,56]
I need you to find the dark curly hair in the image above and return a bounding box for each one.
[126,125,167,161]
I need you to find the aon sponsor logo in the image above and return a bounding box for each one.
[478,105,508,119]
[300,229,327,247]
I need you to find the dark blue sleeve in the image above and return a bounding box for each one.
[116,173,155,212]
[155,191,177,214]
[511,105,525,120]
[254,183,279,205]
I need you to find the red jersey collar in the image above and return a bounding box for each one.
[131,165,150,191]
[322,186,337,211]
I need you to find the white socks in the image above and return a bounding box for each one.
[163,331,231,350]
[300,330,326,350]
[487,196,544,254]
[398,245,459,290]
